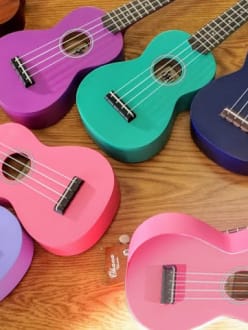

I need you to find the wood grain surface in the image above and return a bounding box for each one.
[1,0,248,329]
[0,0,25,36]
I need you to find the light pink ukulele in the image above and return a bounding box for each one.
[0,205,33,301]
[0,123,120,256]
[126,213,248,329]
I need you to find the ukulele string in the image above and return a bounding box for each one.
[175,279,248,285]
[0,142,77,203]
[0,160,57,204]
[176,270,248,277]
[20,0,161,67]
[28,29,118,77]
[170,271,248,298]
[0,147,68,189]
[0,154,67,199]
[184,297,245,300]
[0,141,71,181]
[229,85,248,120]
[114,3,248,108]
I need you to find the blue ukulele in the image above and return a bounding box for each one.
[190,54,248,175]
[76,0,248,163]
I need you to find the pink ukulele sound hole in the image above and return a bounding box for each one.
[2,153,31,180]
[61,30,91,57]
[153,58,182,83]
[225,271,248,301]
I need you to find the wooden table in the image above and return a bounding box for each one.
[1,0,248,329]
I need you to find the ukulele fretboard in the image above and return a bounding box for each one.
[102,0,173,33]
[189,0,248,54]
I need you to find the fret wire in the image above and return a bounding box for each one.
[121,5,137,24]
[230,2,248,23]
[129,0,143,18]
[223,12,237,32]
[217,14,236,36]
[116,8,129,27]
[154,0,163,6]
[194,30,214,52]
[148,0,156,10]
[124,3,137,22]
[107,13,121,31]
[137,1,150,15]
[210,18,228,42]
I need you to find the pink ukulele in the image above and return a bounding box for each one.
[0,123,120,256]
[0,206,33,301]
[126,213,248,329]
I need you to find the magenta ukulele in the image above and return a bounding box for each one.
[0,0,173,128]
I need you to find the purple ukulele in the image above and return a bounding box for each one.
[0,206,33,301]
[0,0,173,129]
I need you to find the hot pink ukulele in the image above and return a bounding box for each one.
[0,123,120,256]
[126,213,248,329]
[0,205,33,301]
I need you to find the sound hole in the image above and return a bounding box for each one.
[153,58,182,83]
[225,271,248,301]
[2,153,31,180]
[61,31,91,57]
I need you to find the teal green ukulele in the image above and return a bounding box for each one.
[76,0,248,163]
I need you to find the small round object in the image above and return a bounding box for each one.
[119,234,130,244]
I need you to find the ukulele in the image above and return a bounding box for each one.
[0,0,173,129]
[126,212,248,330]
[76,0,248,163]
[0,205,33,301]
[190,54,248,175]
[0,0,25,37]
[0,123,120,256]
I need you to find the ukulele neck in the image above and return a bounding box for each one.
[189,0,248,54]
[102,0,173,34]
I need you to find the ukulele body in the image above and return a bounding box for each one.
[126,213,248,330]
[190,54,248,174]
[76,30,216,163]
[0,0,25,37]
[0,7,123,128]
[0,123,120,256]
[0,205,33,301]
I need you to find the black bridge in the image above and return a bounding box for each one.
[105,91,136,122]
[11,56,35,88]
[54,176,84,215]
[160,265,177,304]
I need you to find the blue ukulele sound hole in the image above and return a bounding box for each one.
[2,153,31,181]
[61,30,91,57]
[225,271,248,301]
[153,58,182,84]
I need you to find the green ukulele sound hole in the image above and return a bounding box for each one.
[153,58,182,83]
[225,271,248,301]
[61,30,91,57]
[2,153,31,180]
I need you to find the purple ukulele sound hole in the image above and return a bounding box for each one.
[61,30,92,57]
[153,58,183,83]
[225,271,248,301]
[2,153,31,180]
